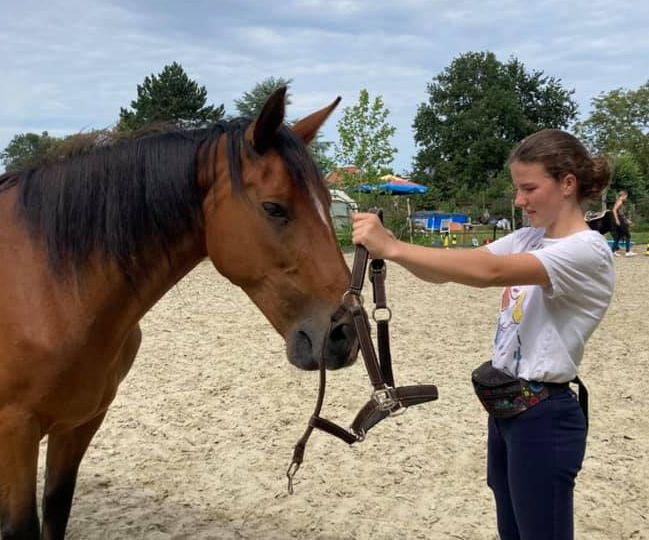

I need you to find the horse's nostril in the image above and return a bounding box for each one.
[325,323,357,369]
[329,324,345,343]
[329,323,352,343]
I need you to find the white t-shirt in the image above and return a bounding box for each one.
[486,227,615,383]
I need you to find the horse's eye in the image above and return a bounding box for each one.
[262,202,289,221]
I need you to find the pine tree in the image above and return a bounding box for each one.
[117,62,225,130]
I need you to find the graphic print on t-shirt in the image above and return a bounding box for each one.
[494,286,529,377]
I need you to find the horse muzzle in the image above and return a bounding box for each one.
[287,308,359,371]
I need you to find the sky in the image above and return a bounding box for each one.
[1,0,648,175]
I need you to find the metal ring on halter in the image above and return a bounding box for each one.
[350,427,366,443]
[342,290,364,307]
[388,403,407,417]
[372,306,392,323]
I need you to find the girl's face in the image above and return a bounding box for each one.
[510,161,573,231]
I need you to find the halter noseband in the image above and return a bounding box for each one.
[287,208,439,493]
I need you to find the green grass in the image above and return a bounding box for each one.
[410,229,511,248]
[337,227,649,249]
[631,230,649,244]
[600,230,649,245]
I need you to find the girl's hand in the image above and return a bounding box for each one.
[351,213,398,259]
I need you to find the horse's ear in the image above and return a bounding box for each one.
[250,87,287,154]
[292,96,341,145]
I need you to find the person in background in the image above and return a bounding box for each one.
[611,190,636,257]
[352,129,615,540]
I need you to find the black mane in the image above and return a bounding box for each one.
[0,120,324,281]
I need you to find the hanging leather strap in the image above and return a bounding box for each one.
[573,376,589,424]
[370,258,395,388]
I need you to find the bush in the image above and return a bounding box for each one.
[336,224,353,248]
[633,196,649,229]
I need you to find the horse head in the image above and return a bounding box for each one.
[199,88,358,371]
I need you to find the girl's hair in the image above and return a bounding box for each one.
[508,129,611,202]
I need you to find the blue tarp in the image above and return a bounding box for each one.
[359,183,429,195]
[411,211,470,231]
[357,177,429,195]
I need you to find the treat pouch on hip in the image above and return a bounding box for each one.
[471,361,528,419]
[472,361,588,421]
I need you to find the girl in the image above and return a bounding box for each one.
[611,190,635,257]
[352,129,615,540]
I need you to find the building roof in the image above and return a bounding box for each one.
[325,166,361,186]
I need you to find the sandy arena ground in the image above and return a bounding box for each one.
[37,249,649,540]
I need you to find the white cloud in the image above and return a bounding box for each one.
[1,0,648,174]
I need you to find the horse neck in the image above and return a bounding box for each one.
[66,229,208,341]
[118,232,208,323]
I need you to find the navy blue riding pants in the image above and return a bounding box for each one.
[487,390,587,540]
[612,220,631,253]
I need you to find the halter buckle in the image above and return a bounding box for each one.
[369,263,386,282]
[372,387,402,412]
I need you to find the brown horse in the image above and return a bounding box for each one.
[0,88,358,540]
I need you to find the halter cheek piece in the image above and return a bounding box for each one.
[287,208,439,494]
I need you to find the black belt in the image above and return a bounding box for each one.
[525,378,588,421]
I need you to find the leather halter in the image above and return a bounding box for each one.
[286,209,439,494]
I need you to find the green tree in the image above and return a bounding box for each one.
[334,89,397,184]
[234,76,292,118]
[610,154,646,199]
[1,131,62,172]
[117,61,225,131]
[235,77,335,175]
[310,138,336,176]
[412,51,578,198]
[574,80,649,181]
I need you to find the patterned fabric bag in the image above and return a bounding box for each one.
[471,361,566,419]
